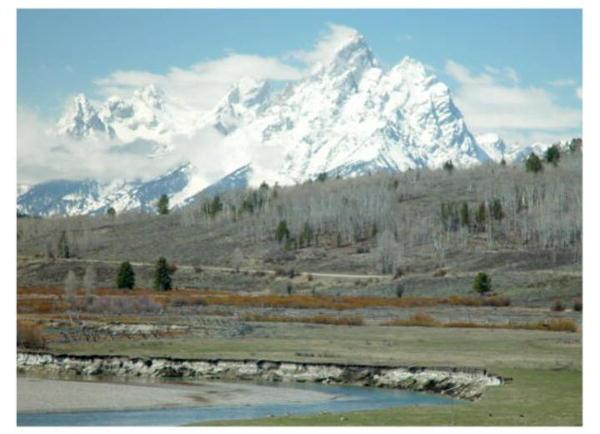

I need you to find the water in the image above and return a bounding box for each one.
[18,380,457,426]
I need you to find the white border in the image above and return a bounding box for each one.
[3,1,596,433]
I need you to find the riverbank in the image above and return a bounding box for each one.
[17,376,338,413]
[200,368,581,426]
[17,351,503,400]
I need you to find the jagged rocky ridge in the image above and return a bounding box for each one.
[17,352,503,400]
[18,29,565,216]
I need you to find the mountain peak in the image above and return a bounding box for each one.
[133,84,165,110]
[57,93,112,139]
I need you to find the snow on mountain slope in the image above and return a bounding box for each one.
[221,31,491,186]
[26,28,572,216]
[57,94,115,139]
[17,162,195,216]
[475,133,510,162]
[199,78,272,135]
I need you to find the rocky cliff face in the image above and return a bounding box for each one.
[17,352,503,400]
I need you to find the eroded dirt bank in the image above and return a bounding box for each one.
[17,351,503,400]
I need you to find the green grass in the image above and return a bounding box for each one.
[49,322,581,371]
[42,319,581,426]
[195,368,581,426]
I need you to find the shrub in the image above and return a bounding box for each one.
[544,318,578,332]
[473,272,492,295]
[286,282,293,295]
[17,321,47,349]
[307,273,313,282]
[525,153,543,173]
[117,262,135,289]
[432,268,447,277]
[355,245,370,254]
[573,298,582,312]
[393,267,404,279]
[395,283,405,298]
[106,207,116,217]
[386,313,440,327]
[551,300,566,312]
[154,257,174,291]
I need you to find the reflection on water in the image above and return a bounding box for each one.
[18,377,458,426]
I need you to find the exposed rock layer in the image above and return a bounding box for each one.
[17,351,503,400]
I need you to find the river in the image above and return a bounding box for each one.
[17,375,457,426]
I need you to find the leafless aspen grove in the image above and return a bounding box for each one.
[17,150,581,273]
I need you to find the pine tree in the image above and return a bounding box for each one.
[525,153,543,173]
[473,272,492,295]
[544,144,561,166]
[489,198,505,221]
[460,202,470,228]
[154,257,173,291]
[475,202,487,231]
[443,160,454,173]
[275,220,290,243]
[57,231,70,258]
[117,262,135,289]
[157,194,169,215]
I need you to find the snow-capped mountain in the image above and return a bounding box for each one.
[475,133,510,162]
[200,78,272,135]
[219,31,491,187]
[20,28,564,216]
[17,163,195,216]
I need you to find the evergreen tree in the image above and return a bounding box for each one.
[275,220,290,243]
[460,202,470,228]
[117,262,135,289]
[316,172,328,182]
[57,231,70,258]
[489,198,505,221]
[475,202,487,231]
[157,194,169,215]
[106,207,116,218]
[544,144,561,166]
[443,160,454,173]
[473,272,492,295]
[525,153,543,173]
[299,222,313,247]
[210,195,223,217]
[154,257,173,291]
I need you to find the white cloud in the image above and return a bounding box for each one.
[95,54,303,112]
[289,23,360,67]
[576,86,582,100]
[445,60,581,143]
[17,107,182,184]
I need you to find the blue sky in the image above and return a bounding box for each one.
[18,9,581,116]
[17,9,582,184]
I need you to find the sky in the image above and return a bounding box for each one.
[17,9,582,184]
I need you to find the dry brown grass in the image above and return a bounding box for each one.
[383,315,578,333]
[16,287,511,315]
[383,312,441,327]
[17,320,47,349]
[242,313,365,326]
